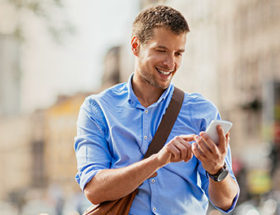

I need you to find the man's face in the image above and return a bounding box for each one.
[135,27,187,89]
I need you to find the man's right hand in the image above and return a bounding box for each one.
[156,135,195,167]
[84,135,195,204]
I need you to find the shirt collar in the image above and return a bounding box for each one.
[127,73,174,107]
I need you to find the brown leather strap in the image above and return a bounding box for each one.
[82,87,185,215]
[144,87,184,159]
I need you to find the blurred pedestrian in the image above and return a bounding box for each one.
[74,5,239,214]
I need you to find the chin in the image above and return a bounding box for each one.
[157,82,170,90]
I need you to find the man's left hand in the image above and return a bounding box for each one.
[192,125,230,175]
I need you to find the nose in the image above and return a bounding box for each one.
[163,54,175,70]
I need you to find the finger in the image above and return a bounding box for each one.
[180,135,195,142]
[181,140,192,160]
[195,137,212,158]
[184,143,193,162]
[166,143,181,161]
[191,142,207,162]
[217,125,226,153]
[225,132,230,146]
[198,133,219,155]
[173,140,189,161]
[174,137,193,161]
[175,138,193,161]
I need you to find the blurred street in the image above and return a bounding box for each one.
[0,0,280,214]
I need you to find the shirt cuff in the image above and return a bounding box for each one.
[215,192,240,214]
[76,168,100,191]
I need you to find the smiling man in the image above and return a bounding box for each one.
[74,5,239,214]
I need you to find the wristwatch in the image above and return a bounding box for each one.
[207,162,229,182]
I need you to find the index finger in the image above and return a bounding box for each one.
[180,135,195,142]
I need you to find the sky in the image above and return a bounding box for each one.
[20,0,139,112]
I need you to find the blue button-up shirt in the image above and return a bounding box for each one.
[74,74,238,214]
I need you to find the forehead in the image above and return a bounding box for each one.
[145,27,187,50]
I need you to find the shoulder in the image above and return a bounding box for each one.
[179,91,220,131]
[183,92,218,112]
[84,82,128,107]
[78,83,128,129]
[79,82,127,121]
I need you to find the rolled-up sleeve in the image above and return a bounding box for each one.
[194,96,239,213]
[209,147,240,214]
[198,146,239,214]
[74,97,112,191]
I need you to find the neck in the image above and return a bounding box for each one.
[132,73,165,108]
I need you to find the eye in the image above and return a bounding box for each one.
[156,49,166,53]
[175,52,182,57]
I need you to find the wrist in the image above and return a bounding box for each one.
[151,153,168,168]
[207,163,225,175]
[207,162,229,182]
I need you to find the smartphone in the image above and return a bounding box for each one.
[205,120,232,144]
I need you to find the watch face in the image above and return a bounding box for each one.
[217,169,229,181]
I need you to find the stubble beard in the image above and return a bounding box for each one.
[140,70,170,90]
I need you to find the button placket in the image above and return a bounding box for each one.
[142,108,149,144]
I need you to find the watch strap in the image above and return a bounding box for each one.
[207,162,229,182]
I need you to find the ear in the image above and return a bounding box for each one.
[131,35,140,56]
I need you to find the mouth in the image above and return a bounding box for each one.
[156,67,173,76]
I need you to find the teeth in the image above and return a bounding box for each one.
[157,68,171,75]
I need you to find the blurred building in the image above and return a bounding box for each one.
[0,114,33,202]
[0,42,121,210]
[0,93,89,210]
[0,110,48,205]
[0,34,21,115]
[101,46,121,89]
[44,93,89,196]
[42,45,122,196]
[215,0,280,165]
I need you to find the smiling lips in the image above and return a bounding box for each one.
[156,67,173,77]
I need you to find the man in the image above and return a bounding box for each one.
[74,5,239,214]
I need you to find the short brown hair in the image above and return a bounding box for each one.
[132,5,190,44]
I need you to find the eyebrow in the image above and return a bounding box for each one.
[156,45,185,53]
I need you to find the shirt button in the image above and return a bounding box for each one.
[153,207,157,212]
[151,179,156,184]
[144,136,147,140]
[145,110,148,114]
